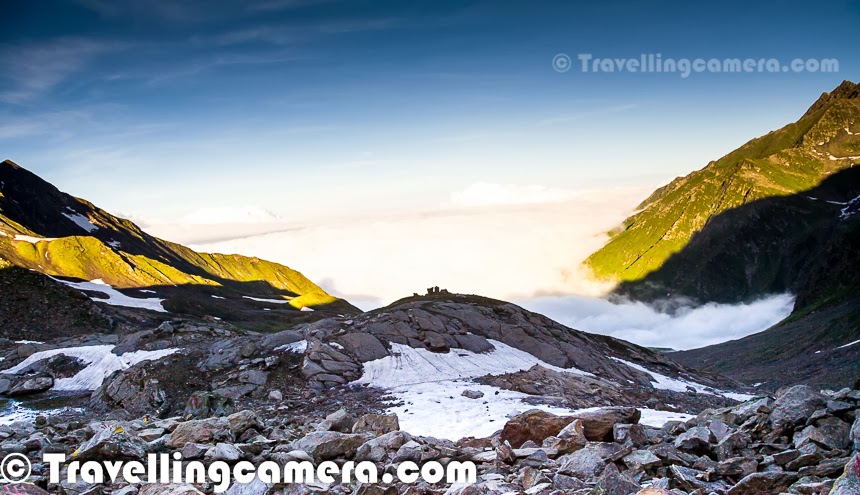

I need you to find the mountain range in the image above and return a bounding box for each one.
[0,159,358,334]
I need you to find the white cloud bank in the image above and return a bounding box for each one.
[144,182,795,350]
[518,293,795,351]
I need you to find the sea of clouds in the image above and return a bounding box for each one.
[145,182,795,351]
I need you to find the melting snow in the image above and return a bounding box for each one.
[839,195,860,220]
[212,295,226,299]
[243,296,290,304]
[611,357,755,401]
[300,306,314,312]
[53,278,166,312]
[14,235,57,243]
[351,340,599,439]
[2,345,179,390]
[15,340,44,345]
[62,208,98,232]
[107,240,121,249]
[275,340,308,353]
[836,339,860,350]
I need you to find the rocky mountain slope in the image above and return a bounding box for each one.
[0,160,358,331]
[585,80,860,305]
[583,81,860,391]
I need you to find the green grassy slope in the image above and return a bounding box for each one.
[0,160,358,319]
[585,81,860,293]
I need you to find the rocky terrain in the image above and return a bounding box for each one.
[0,378,858,495]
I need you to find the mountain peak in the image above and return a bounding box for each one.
[802,79,860,118]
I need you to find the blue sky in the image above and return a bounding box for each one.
[2,0,857,223]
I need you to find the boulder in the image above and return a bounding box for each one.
[623,449,662,472]
[183,391,235,419]
[352,413,399,436]
[558,443,606,479]
[500,410,576,448]
[205,442,242,461]
[674,426,713,452]
[293,431,367,461]
[769,385,826,430]
[569,407,641,441]
[75,425,149,461]
[591,462,640,495]
[322,409,356,433]
[227,410,263,435]
[794,416,851,451]
[726,472,799,495]
[166,417,233,448]
[829,454,860,495]
[355,431,411,462]
[4,374,53,396]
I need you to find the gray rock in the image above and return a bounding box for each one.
[352,413,399,435]
[591,462,640,495]
[462,390,484,399]
[293,431,367,461]
[5,375,53,396]
[674,426,713,452]
[623,449,662,472]
[568,406,641,441]
[355,431,410,462]
[829,454,860,495]
[558,443,614,478]
[75,425,150,461]
[793,416,851,451]
[205,442,241,461]
[166,417,233,448]
[770,385,826,430]
[851,415,860,452]
[727,472,799,495]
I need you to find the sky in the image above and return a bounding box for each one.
[1,0,857,348]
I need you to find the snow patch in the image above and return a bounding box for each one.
[611,358,754,401]
[243,296,290,304]
[836,339,860,350]
[62,208,98,232]
[53,278,166,312]
[14,235,57,243]
[355,340,592,388]
[2,345,179,390]
[275,340,308,353]
[350,340,595,439]
[107,240,121,249]
[300,306,314,312]
[211,295,226,299]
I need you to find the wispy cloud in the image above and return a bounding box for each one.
[0,38,119,103]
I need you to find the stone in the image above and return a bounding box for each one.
[227,410,263,435]
[716,457,758,477]
[674,426,713,452]
[614,423,648,448]
[352,413,399,436]
[500,410,576,448]
[183,391,235,419]
[850,415,860,452]
[355,431,410,462]
[75,425,149,461]
[769,385,826,430]
[569,407,641,441]
[268,389,283,401]
[166,417,233,448]
[623,449,662,472]
[138,485,205,495]
[393,440,423,463]
[558,443,611,478]
[323,409,355,433]
[591,462,640,495]
[293,431,367,461]
[205,442,241,461]
[462,390,484,399]
[795,416,851,451]
[727,472,799,495]
[5,375,53,396]
[829,454,860,495]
